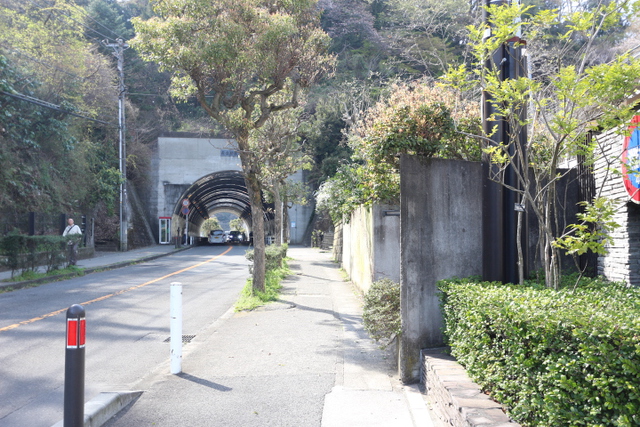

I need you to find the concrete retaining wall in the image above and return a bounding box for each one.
[342,205,400,294]
[400,156,483,383]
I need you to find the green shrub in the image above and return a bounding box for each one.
[438,278,640,427]
[0,231,26,274]
[363,278,401,348]
[235,258,290,311]
[0,232,68,277]
[39,235,69,272]
[245,244,288,272]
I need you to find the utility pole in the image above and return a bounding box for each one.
[104,39,129,252]
[481,0,528,284]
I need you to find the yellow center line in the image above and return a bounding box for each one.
[0,247,233,333]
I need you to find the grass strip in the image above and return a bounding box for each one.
[235,259,291,311]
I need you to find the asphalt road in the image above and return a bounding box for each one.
[0,245,250,427]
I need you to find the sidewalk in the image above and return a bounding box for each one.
[53,246,435,427]
[0,245,185,291]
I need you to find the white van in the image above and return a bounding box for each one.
[208,229,226,244]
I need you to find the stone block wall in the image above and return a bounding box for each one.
[422,348,521,427]
[593,125,640,286]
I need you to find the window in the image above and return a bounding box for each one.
[221,149,239,158]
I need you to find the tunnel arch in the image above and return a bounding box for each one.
[172,170,274,236]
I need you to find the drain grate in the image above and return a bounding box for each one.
[164,334,196,343]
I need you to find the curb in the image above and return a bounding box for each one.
[50,391,143,427]
[403,384,435,427]
[0,247,191,292]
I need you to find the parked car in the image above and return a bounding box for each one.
[226,230,246,244]
[208,229,226,244]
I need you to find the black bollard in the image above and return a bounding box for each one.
[64,304,86,427]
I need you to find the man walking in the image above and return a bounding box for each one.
[63,218,82,266]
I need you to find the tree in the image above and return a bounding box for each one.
[131,0,334,291]
[318,0,393,81]
[201,217,222,235]
[250,97,313,245]
[300,93,352,187]
[0,0,122,219]
[441,0,640,288]
[229,218,246,232]
[377,0,479,77]
[315,163,367,224]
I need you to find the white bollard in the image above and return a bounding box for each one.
[170,282,182,374]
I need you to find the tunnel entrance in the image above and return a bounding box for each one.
[168,170,274,243]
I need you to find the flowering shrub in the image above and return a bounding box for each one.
[349,80,482,168]
[316,79,481,223]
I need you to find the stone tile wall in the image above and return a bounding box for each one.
[593,127,640,286]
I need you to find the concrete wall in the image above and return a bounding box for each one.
[400,156,483,383]
[342,205,401,294]
[286,169,314,245]
[153,134,242,222]
[593,127,640,286]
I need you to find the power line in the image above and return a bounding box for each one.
[3,0,125,45]
[0,90,116,126]
[128,92,169,96]
[0,1,128,130]
[0,43,86,81]
[128,93,216,99]
[55,9,116,43]
[66,1,128,41]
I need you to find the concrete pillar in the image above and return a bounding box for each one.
[399,156,483,383]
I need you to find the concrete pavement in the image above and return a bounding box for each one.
[8,244,437,427]
[102,247,435,427]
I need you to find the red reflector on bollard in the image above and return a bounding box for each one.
[66,318,86,348]
[79,318,86,347]
[67,319,77,348]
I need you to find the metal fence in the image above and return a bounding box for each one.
[1,212,79,236]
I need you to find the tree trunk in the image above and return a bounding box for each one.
[273,180,282,246]
[247,172,266,292]
[541,214,561,290]
[238,136,266,293]
[283,200,290,244]
[517,209,524,286]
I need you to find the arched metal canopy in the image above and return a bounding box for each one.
[172,170,274,234]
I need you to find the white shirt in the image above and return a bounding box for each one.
[63,225,82,236]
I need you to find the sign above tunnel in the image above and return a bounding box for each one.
[622,115,640,204]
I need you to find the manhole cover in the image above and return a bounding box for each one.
[164,334,196,343]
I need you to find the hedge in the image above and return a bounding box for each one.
[245,244,288,272]
[0,232,73,276]
[438,278,640,427]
